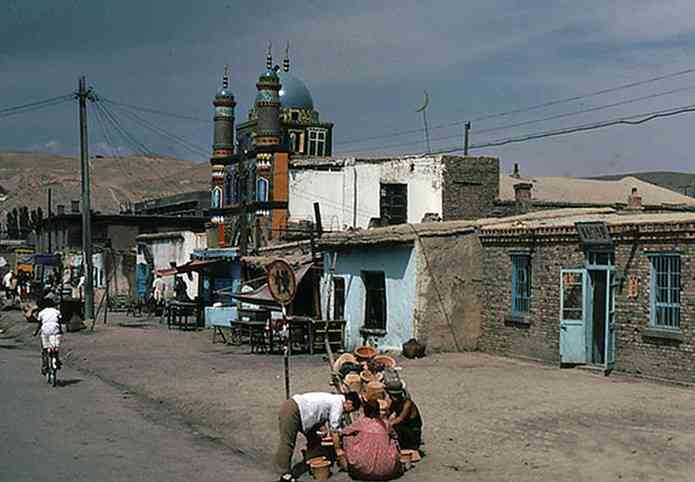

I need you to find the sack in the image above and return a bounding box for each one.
[402,338,426,359]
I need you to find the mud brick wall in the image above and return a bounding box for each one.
[413,232,483,352]
[442,156,499,220]
[480,234,695,383]
[613,241,695,383]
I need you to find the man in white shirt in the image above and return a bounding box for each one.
[275,391,361,480]
[32,298,63,373]
[3,270,14,299]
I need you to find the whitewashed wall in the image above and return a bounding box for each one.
[320,245,417,352]
[139,231,207,300]
[289,156,444,230]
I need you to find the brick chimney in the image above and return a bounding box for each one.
[56,204,65,215]
[70,200,80,213]
[514,182,533,203]
[627,187,643,210]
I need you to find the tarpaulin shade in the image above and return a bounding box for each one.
[227,263,314,308]
[156,259,225,277]
[33,254,62,266]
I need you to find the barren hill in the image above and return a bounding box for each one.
[589,171,695,197]
[0,152,210,216]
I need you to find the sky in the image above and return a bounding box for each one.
[2,0,695,177]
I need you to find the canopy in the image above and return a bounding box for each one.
[155,259,224,277]
[33,254,62,266]
[225,263,314,308]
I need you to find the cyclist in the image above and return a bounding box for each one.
[32,298,63,374]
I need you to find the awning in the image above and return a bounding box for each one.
[33,254,62,266]
[176,259,224,274]
[241,254,313,269]
[225,262,314,308]
[155,259,224,277]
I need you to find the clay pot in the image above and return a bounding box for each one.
[360,370,383,384]
[309,457,332,480]
[372,354,397,369]
[364,381,386,402]
[354,345,377,362]
[333,353,358,372]
[343,373,363,393]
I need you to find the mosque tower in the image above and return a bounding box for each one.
[210,67,235,245]
[253,43,282,148]
[212,66,236,158]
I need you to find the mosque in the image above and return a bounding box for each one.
[209,43,334,249]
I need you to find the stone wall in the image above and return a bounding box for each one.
[442,156,499,220]
[479,231,695,383]
[413,231,482,352]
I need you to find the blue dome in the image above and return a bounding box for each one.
[277,71,314,110]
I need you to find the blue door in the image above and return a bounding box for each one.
[560,269,588,364]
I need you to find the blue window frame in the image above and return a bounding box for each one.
[511,255,530,314]
[649,254,681,329]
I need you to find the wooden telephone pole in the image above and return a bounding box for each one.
[78,76,95,321]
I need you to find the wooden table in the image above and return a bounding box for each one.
[166,301,197,330]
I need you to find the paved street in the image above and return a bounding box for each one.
[0,344,272,482]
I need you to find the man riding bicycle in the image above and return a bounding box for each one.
[32,298,63,374]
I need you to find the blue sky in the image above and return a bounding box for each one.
[2,0,695,176]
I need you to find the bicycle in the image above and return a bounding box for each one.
[44,346,60,387]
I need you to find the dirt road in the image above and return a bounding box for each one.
[4,311,695,481]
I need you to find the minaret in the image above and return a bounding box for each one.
[254,42,282,148]
[210,67,235,246]
[212,66,236,158]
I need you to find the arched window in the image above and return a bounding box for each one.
[256,177,269,202]
[211,187,222,208]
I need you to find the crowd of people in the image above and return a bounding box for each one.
[276,361,423,482]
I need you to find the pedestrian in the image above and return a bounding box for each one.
[276,391,361,482]
[386,381,423,453]
[3,270,14,300]
[342,399,404,480]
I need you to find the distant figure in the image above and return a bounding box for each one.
[152,274,165,303]
[3,270,14,299]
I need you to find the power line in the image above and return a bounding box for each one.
[334,66,695,147]
[95,102,155,157]
[105,101,210,158]
[440,103,695,154]
[0,96,73,119]
[335,87,695,156]
[0,94,73,115]
[100,97,212,124]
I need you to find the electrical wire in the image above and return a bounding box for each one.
[105,102,210,158]
[0,95,73,119]
[100,97,212,124]
[435,104,695,154]
[337,101,695,157]
[95,102,156,157]
[0,94,73,115]
[335,66,695,147]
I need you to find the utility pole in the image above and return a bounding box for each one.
[464,121,471,155]
[47,188,52,254]
[78,76,94,321]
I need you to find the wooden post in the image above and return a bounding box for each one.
[282,304,290,399]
